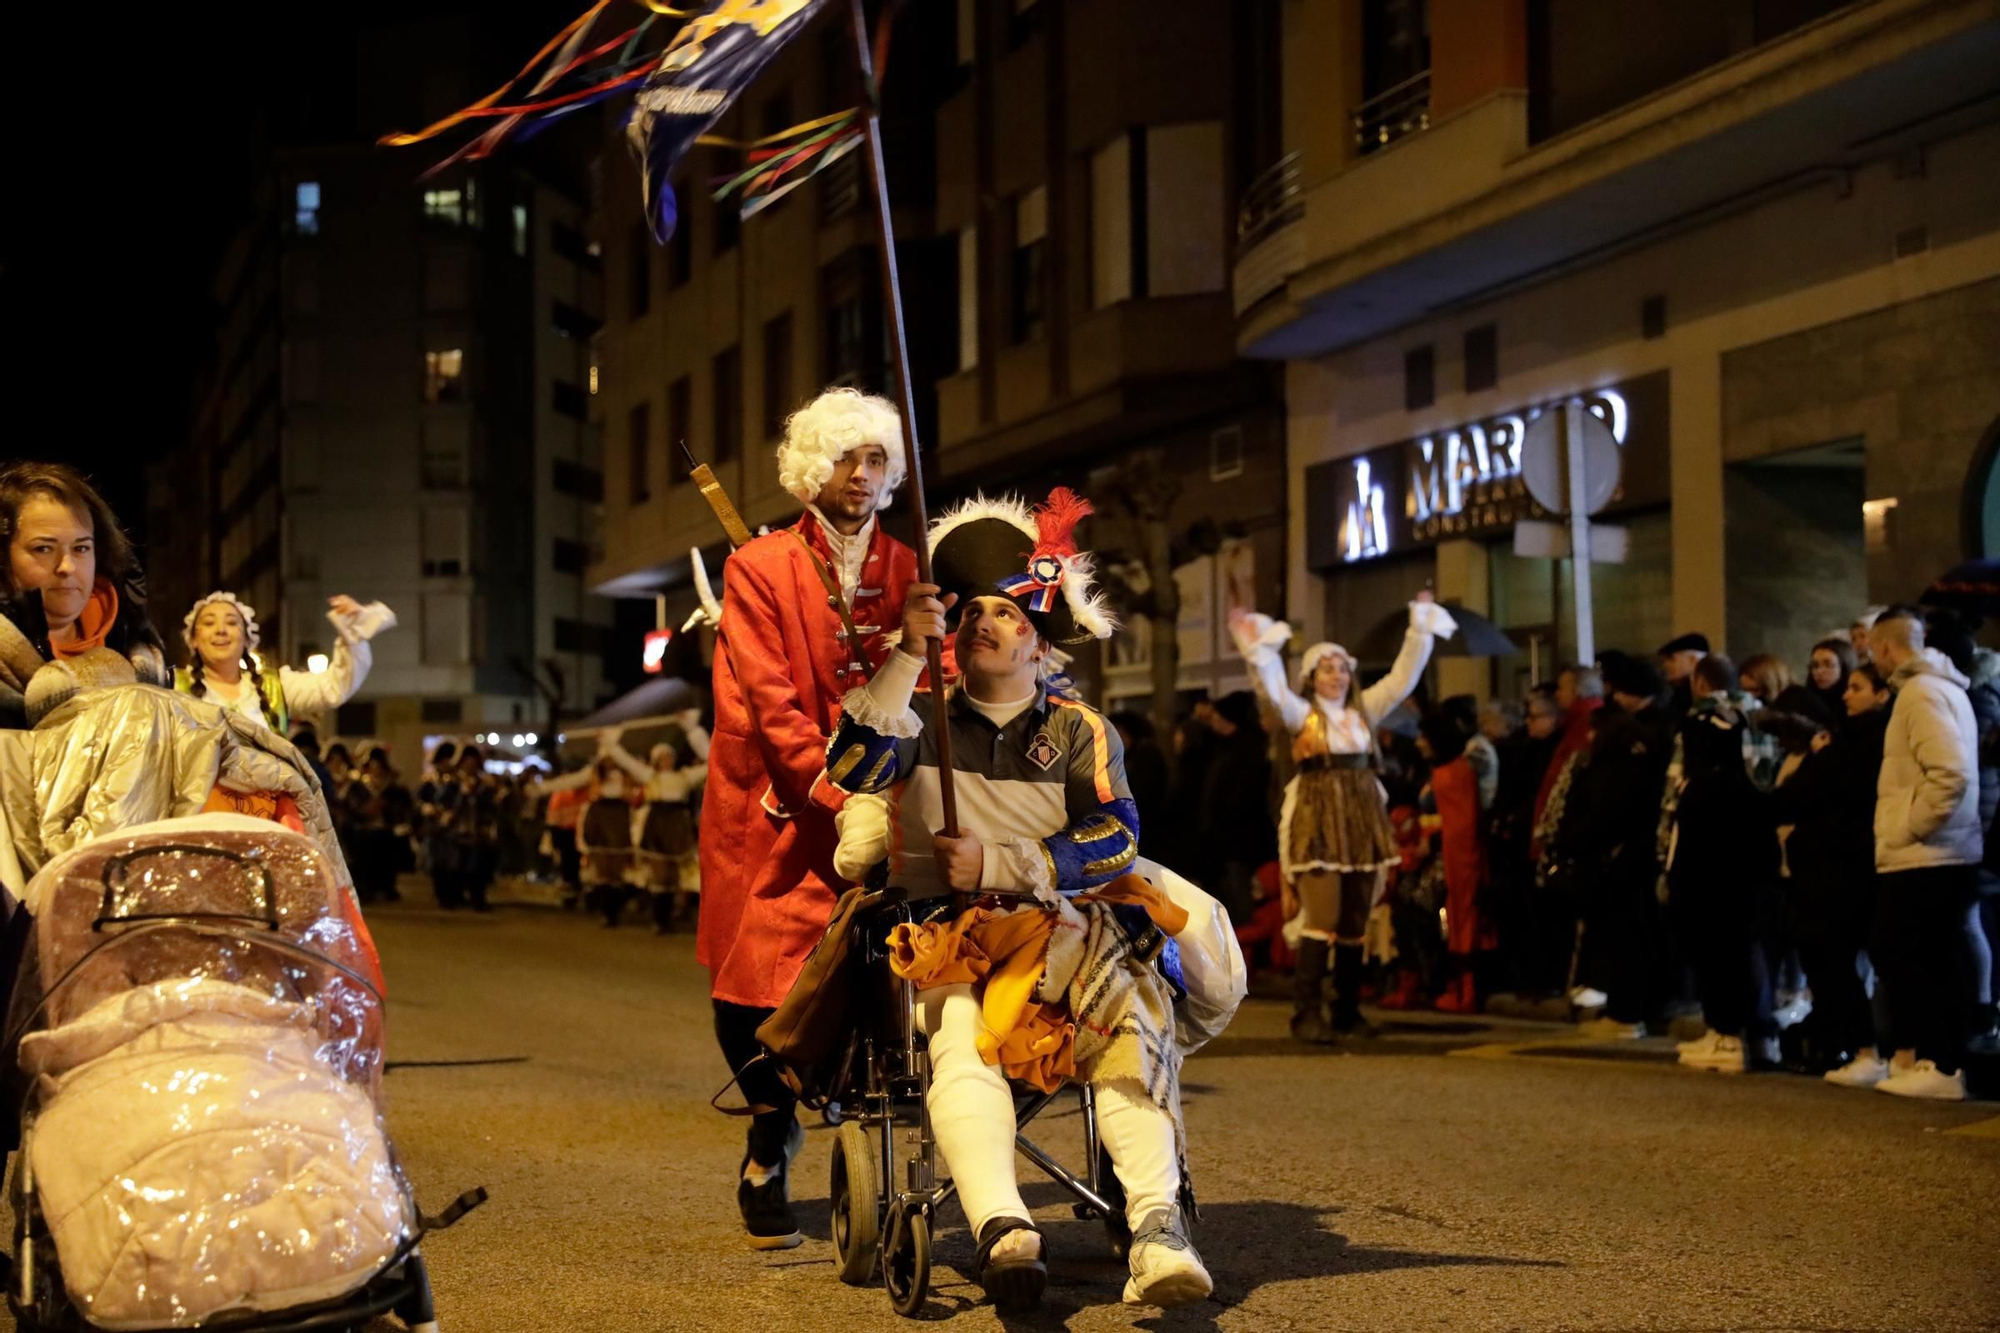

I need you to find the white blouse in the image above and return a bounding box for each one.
[1239,602,1456,754]
[196,639,371,731]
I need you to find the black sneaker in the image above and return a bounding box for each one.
[738,1158,803,1250]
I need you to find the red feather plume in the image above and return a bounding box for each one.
[1030,487,1094,561]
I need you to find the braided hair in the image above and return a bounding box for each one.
[189,650,283,730]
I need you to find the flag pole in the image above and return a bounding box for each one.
[847,0,957,839]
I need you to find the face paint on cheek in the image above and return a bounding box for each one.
[1014,620,1031,638]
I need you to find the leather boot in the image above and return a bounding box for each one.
[1331,943,1378,1037]
[1290,939,1335,1044]
[652,891,676,934]
[1435,958,1479,1014]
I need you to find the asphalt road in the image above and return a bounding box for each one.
[28,885,1999,1333]
[344,887,2000,1333]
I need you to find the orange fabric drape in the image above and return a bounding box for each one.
[885,873,1186,1093]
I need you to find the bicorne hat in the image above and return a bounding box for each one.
[927,488,1117,646]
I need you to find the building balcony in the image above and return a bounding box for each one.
[1235,0,2000,359]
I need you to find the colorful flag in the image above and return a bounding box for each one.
[626,0,833,242]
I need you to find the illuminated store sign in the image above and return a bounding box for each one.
[1309,372,1668,570]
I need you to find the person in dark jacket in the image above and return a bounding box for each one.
[1657,632,1710,722]
[1806,638,1856,725]
[1112,711,1172,862]
[1196,691,1278,925]
[1569,650,1675,1038]
[1666,655,1782,1073]
[1490,694,1563,996]
[1773,670,1890,1080]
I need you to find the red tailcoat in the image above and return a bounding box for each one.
[698,510,917,1009]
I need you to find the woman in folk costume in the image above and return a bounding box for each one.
[577,754,643,927]
[829,489,1223,1312]
[176,590,394,734]
[602,713,711,933]
[1229,592,1457,1043]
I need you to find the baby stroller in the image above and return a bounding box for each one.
[820,861,1244,1316]
[4,813,476,1332]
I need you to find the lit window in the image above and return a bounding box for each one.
[1012,186,1047,345]
[423,188,466,225]
[512,204,529,257]
[588,364,600,395]
[294,181,321,235]
[425,349,465,402]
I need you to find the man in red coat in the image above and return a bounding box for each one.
[699,386,918,1250]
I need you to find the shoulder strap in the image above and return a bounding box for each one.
[790,529,872,681]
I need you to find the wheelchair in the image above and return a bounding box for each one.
[821,894,1190,1317]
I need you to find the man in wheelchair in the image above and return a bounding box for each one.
[824,490,1212,1311]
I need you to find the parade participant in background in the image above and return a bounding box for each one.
[175,591,394,734]
[578,755,641,927]
[604,712,711,933]
[828,489,1213,1310]
[0,460,168,727]
[701,387,917,1250]
[1418,711,1496,1013]
[427,745,501,911]
[345,747,414,904]
[1230,591,1457,1045]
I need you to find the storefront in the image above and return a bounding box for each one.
[1300,372,1674,692]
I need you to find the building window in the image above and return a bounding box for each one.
[668,184,694,288]
[552,380,586,420]
[511,203,529,257]
[421,509,469,577]
[1090,136,1134,309]
[1463,324,1498,393]
[421,419,470,489]
[822,249,884,389]
[763,311,794,441]
[668,375,692,468]
[1641,294,1667,340]
[1008,0,1043,49]
[553,300,600,342]
[293,181,321,236]
[423,184,473,227]
[956,0,976,65]
[552,457,604,502]
[419,698,462,724]
[422,593,471,664]
[957,226,979,372]
[553,222,602,271]
[553,537,589,576]
[339,701,380,735]
[629,401,652,505]
[1011,185,1048,345]
[424,348,465,403]
[629,221,652,318]
[712,149,741,253]
[1404,345,1434,411]
[713,346,742,463]
[1144,122,1225,296]
[424,251,469,312]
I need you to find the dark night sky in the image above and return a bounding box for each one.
[0,2,582,552]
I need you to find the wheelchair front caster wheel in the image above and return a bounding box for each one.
[830,1122,882,1284]
[884,1207,930,1317]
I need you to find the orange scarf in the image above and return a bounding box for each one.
[49,579,119,659]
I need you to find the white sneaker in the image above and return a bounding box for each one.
[1578,1016,1644,1039]
[1772,994,1813,1030]
[1122,1208,1212,1307]
[1684,1034,1746,1073]
[1676,1029,1720,1060]
[1824,1052,1890,1088]
[1877,1059,1967,1102]
[1569,986,1609,1009]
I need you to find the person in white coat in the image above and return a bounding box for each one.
[1868,610,1981,1101]
[1230,592,1457,1043]
[175,591,392,735]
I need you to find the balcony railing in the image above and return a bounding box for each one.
[1351,70,1431,155]
[1235,150,1303,254]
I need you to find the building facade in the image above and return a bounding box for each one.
[154,146,612,771]
[1238,0,2000,697]
[592,0,1289,716]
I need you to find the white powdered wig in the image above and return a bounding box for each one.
[776,387,908,506]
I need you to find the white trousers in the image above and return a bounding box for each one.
[917,983,1179,1236]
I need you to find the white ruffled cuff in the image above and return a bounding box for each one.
[1409,600,1458,640]
[993,837,1058,905]
[840,685,922,740]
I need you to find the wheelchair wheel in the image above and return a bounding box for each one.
[883,1206,930,1318]
[830,1121,882,1284]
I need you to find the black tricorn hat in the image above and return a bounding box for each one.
[928,490,1117,647]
